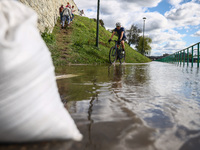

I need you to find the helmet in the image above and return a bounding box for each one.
[116,22,121,27]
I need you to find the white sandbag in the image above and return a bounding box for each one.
[0,1,82,143]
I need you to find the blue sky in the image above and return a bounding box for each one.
[148,0,171,15]
[74,0,200,56]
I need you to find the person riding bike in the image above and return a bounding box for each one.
[108,22,126,54]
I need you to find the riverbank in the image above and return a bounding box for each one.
[44,15,151,66]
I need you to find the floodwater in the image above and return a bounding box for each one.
[1,62,200,150]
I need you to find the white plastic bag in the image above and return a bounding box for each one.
[0,1,82,143]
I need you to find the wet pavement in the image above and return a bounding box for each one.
[1,62,200,150]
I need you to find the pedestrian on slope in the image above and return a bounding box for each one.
[59,4,64,24]
[62,5,72,29]
[80,10,85,16]
[66,2,71,8]
[71,5,75,21]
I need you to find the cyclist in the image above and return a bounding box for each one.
[108,22,126,54]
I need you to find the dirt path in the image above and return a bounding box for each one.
[54,21,73,63]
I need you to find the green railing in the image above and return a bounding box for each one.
[156,42,200,68]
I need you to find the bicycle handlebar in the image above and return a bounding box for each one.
[110,40,120,42]
[109,40,121,44]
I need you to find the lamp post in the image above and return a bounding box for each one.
[142,17,146,55]
[96,0,100,48]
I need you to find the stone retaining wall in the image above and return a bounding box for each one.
[19,0,79,32]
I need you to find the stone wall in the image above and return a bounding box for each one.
[19,0,79,32]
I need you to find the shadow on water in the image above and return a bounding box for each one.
[1,62,200,150]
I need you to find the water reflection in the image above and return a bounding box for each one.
[73,63,199,150]
[62,63,200,150]
[1,62,200,150]
[108,65,124,89]
[86,94,98,148]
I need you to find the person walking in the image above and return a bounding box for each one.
[71,5,75,21]
[66,2,71,8]
[59,5,64,24]
[62,5,72,29]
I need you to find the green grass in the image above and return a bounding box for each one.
[45,15,151,66]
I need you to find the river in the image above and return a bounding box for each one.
[1,62,200,150]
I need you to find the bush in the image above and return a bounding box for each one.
[41,28,56,44]
[74,40,84,47]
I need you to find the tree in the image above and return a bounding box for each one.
[99,19,105,28]
[93,19,105,28]
[136,36,152,55]
[126,24,142,46]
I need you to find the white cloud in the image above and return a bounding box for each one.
[75,0,97,10]
[122,0,162,7]
[169,0,183,6]
[163,40,186,50]
[165,2,200,28]
[149,29,186,55]
[151,40,186,56]
[149,29,186,44]
[75,0,162,10]
[142,12,169,32]
[191,30,200,37]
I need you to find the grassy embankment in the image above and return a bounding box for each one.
[44,15,151,66]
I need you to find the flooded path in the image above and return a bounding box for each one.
[56,62,200,150]
[1,62,200,150]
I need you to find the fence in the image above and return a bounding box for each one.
[156,42,200,68]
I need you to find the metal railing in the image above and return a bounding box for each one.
[156,42,200,68]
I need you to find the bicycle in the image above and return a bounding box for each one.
[109,40,126,64]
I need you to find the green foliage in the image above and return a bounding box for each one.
[136,36,152,55]
[93,19,105,28]
[68,15,151,64]
[99,19,105,28]
[46,15,151,66]
[42,27,67,66]
[126,24,142,46]
[75,22,87,28]
[41,28,55,44]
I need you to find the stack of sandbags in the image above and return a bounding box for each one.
[0,0,82,143]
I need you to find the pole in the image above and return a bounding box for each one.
[142,17,146,55]
[198,43,199,68]
[187,48,189,66]
[96,0,100,48]
[183,50,185,67]
[192,46,194,67]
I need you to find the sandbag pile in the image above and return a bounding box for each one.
[0,0,82,143]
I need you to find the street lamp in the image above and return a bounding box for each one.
[142,17,146,55]
[96,0,100,48]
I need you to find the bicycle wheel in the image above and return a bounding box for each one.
[119,49,126,64]
[109,46,117,64]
